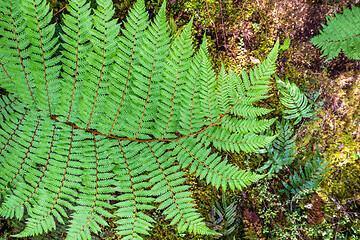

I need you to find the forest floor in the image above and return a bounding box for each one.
[1,0,359,239]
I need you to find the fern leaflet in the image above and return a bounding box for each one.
[280,155,328,197]
[310,5,360,60]
[258,119,296,175]
[276,76,313,125]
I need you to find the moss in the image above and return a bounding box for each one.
[297,70,360,208]
[145,218,210,240]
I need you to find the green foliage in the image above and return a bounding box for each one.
[311,5,360,61]
[276,76,313,125]
[258,119,296,175]
[280,154,329,198]
[0,0,281,239]
[278,38,290,53]
[205,192,240,239]
[242,225,259,240]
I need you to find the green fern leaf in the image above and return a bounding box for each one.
[217,64,231,114]
[311,5,360,60]
[221,115,276,134]
[107,0,154,139]
[280,155,328,197]
[276,76,313,125]
[199,38,220,126]
[57,0,93,125]
[21,0,62,114]
[0,0,34,105]
[80,0,120,131]
[258,119,296,175]
[0,0,281,239]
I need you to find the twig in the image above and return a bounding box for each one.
[205,0,220,48]
[218,0,236,61]
[284,164,293,177]
[218,0,226,48]
[329,153,349,180]
[53,3,70,19]
[175,6,185,22]
[320,190,351,220]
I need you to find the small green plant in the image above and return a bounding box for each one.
[205,192,240,239]
[276,76,314,125]
[257,119,296,175]
[280,152,328,198]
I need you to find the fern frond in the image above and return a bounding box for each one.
[280,155,328,197]
[0,0,282,239]
[178,36,208,135]
[258,119,296,175]
[0,0,34,104]
[21,0,61,114]
[199,38,220,125]
[231,104,273,118]
[311,6,360,60]
[220,41,279,119]
[107,0,165,139]
[276,76,313,125]
[65,135,115,240]
[154,18,194,139]
[0,95,20,122]
[146,141,215,235]
[217,64,231,114]
[79,0,120,131]
[238,40,279,98]
[175,138,264,191]
[221,115,276,134]
[206,192,239,237]
[112,141,156,239]
[1,114,75,237]
[203,127,276,153]
[200,40,279,153]
[57,0,93,125]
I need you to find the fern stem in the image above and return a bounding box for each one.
[188,73,199,135]
[0,114,26,154]
[67,0,82,122]
[0,97,19,111]
[52,3,69,19]
[0,61,14,85]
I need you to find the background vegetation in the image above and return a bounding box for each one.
[1,0,359,239]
